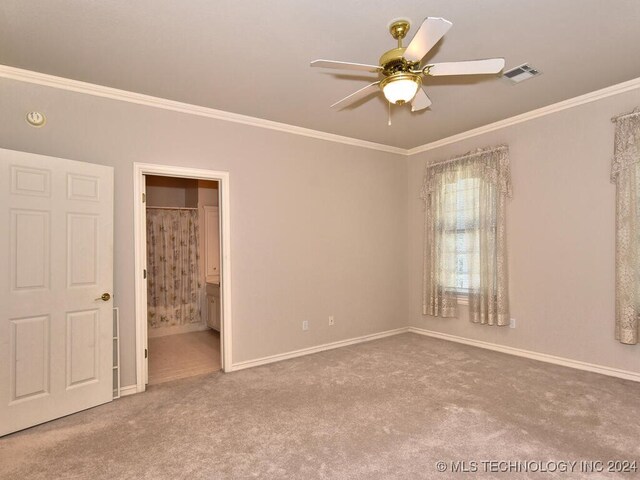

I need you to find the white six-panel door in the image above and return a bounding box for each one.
[0,148,114,436]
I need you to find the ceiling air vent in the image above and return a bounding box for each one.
[503,63,541,84]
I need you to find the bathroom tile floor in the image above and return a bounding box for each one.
[148,329,220,385]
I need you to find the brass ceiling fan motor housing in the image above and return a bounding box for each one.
[380,20,420,76]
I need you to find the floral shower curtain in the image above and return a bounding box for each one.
[147,208,201,328]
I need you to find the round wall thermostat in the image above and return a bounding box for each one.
[26,111,46,127]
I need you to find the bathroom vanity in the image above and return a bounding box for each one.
[205,282,221,331]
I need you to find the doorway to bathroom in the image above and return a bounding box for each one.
[133,164,232,394]
[145,175,220,384]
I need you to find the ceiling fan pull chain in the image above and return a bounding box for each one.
[388,101,392,126]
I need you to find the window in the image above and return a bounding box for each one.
[439,177,485,295]
[421,144,511,323]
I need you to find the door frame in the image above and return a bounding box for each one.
[133,163,233,393]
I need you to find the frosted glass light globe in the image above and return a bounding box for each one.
[382,74,420,105]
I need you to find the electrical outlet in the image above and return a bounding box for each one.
[302,320,309,331]
[510,318,516,329]
[328,315,335,326]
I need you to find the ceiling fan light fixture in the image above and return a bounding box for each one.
[311,17,504,113]
[380,73,421,105]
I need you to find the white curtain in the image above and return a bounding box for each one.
[421,145,512,325]
[147,208,202,328]
[611,109,640,344]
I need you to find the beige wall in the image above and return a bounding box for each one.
[2,73,639,387]
[407,88,640,374]
[0,78,408,387]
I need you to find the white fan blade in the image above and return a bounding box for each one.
[404,17,453,63]
[311,59,382,73]
[411,88,432,112]
[330,82,380,110]
[427,58,505,76]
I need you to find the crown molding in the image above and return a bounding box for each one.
[0,64,406,156]
[407,76,640,156]
[2,64,640,158]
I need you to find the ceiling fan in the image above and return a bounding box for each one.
[310,17,505,112]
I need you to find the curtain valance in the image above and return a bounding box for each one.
[611,107,640,182]
[421,145,512,200]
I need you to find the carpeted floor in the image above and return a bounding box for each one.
[1,333,640,479]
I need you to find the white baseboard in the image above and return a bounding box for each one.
[118,384,139,397]
[121,326,640,394]
[231,327,410,371]
[408,327,640,383]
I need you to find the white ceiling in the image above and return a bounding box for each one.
[1,1,639,149]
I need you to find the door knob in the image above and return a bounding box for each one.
[95,293,111,302]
